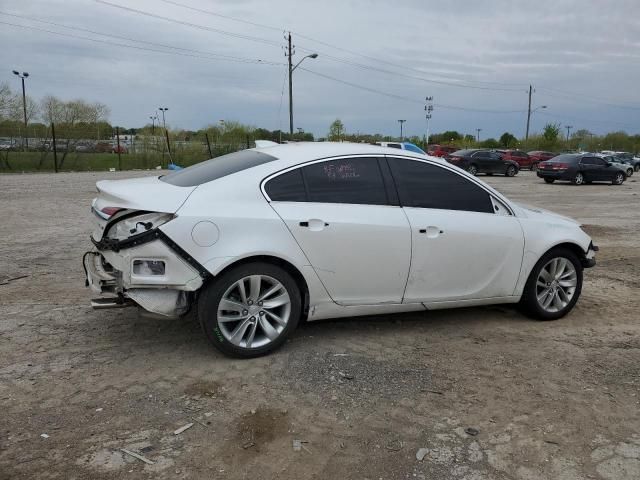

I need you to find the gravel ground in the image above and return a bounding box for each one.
[0,169,638,480]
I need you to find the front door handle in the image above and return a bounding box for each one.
[300,219,329,231]
[419,226,443,238]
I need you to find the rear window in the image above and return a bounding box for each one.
[548,154,580,164]
[160,150,277,187]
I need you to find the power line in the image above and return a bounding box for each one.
[299,67,526,113]
[0,12,282,65]
[93,0,281,47]
[537,110,636,129]
[536,86,640,111]
[0,20,282,65]
[296,45,522,92]
[152,0,527,91]
[157,0,282,32]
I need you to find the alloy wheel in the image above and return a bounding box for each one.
[535,257,578,313]
[614,172,624,185]
[468,165,478,175]
[216,275,291,349]
[574,173,584,185]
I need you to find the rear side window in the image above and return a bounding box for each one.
[160,150,277,187]
[388,158,493,213]
[302,157,388,205]
[265,169,306,201]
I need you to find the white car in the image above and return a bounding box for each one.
[85,143,597,357]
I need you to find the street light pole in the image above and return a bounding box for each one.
[566,125,573,145]
[158,107,168,129]
[476,128,482,143]
[149,115,156,135]
[398,119,406,141]
[286,32,318,137]
[12,70,29,150]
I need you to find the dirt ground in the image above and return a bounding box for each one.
[0,169,638,480]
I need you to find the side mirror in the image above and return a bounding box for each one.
[606,162,612,167]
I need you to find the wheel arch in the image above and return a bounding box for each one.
[199,254,311,321]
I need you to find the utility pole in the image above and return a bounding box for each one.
[398,119,407,141]
[287,32,293,137]
[12,70,29,150]
[476,128,482,143]
[566,125,573,144]
[525,85,532,141]
[149,115,156,135]
[286,33,318,139]
[424,96,433,146]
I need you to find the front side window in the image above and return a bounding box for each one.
[302,157,388,205]
[388,157,493,213]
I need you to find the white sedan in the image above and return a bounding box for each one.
[85,143,597,357]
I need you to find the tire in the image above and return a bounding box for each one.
[531,162,538,172]
[612,171,625,185]
[635,164,639,172]
[544,178,555,184]
[198,262,302,358]
[572,172,584,185]
[505,165,517,177]
[626,168,633,177]
[519,247,583,321]
[468,164,478,176]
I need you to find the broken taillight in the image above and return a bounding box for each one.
[100,207,123,218]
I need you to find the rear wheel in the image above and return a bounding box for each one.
[626,167,633,177]
[506,165,517,177]
[531,162,539,171]
[635,164,639,172]
[519,247,583,320]
[198,262,302,358]
[468,164,478,175]
[572,172,584,185]
[612,171,625,185]
[544,178,555,184]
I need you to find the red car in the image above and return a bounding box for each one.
[496,150,536,169]
[427,144,458,157]
[527,151,557,170]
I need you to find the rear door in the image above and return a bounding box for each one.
[580,156,605,181]
[387,157,524,303]
[471,151,490,173]
[265,156,411,306]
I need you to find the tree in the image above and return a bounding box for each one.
[479,138,500,148]
[499,132,517,148]
[0,82,12,120]
[542,123,561,142]
[328,119,344,141]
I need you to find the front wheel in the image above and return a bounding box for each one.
[198,262,302,358]
[612,171,625,185]
[544,178,555,184]
[519,248,583,320]
[572,172,585,185]
[505,165,517,177]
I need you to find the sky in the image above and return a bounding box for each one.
[1,0,639,139]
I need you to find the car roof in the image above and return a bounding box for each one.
[253,141,435,166]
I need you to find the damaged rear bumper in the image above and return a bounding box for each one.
[84,228,209,317]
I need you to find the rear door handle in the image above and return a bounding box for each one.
[299,219,329,231]
[419,226,443,238]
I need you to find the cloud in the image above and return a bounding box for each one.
[0,0,638,137]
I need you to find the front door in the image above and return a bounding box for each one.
[265,156,411,305]
[387,156,525,302]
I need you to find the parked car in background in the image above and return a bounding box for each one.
[447,149,519,176]
[537,153,626,185]
[375,141,426,154]
[612,152,640,172]
[527,151,557,170]
[112,144,128,154]
[598,154,633,177]
[0,140,14,151]
[427,144,458,157]
[497,150,536,169]
[85,142,597,357]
